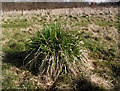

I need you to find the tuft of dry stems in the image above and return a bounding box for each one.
[24,22,86,88]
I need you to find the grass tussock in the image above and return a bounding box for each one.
[24,22,83,82]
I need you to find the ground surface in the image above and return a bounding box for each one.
[2,7,120,90]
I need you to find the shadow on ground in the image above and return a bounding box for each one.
[2,51,27,69]
[50,76,105,91]
[2,50,45,76]
[72,78,105,91]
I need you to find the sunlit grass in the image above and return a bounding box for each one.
[2,13,119,90]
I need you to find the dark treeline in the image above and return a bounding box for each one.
[2,2,119,11]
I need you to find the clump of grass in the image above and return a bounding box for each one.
[24,22,83,82]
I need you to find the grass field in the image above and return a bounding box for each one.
[2,8,120,90]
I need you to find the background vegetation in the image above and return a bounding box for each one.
[2,6,120,90]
